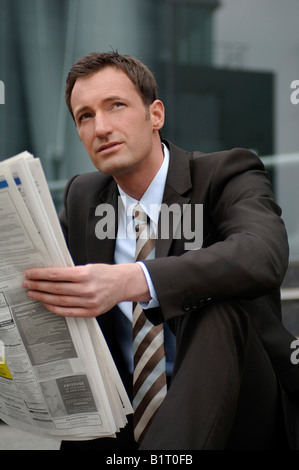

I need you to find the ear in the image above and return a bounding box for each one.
[150,100,165,131]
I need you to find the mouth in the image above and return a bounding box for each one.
[97,142,123,154]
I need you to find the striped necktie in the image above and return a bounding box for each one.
[132,203,167,444]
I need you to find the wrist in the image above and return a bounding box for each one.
[116,263,151,303]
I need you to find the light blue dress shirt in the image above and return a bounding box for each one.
[113,144,176,375]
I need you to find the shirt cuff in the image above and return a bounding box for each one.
[137,261,160,309]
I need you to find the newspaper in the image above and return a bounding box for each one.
[0,151,132,441]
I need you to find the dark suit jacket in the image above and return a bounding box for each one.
[59,140,299,448]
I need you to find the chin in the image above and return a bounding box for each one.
[93,156,135,177]
[93,162,127,178]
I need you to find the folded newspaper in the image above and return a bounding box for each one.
[0,151,132,441]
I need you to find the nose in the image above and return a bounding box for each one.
[94,112,113,138]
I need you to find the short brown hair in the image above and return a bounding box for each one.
[65,51,159,119]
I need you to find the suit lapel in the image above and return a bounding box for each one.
[156,142,192,258]
[86,179,119,264]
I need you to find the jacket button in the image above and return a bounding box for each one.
[183,298,212,312]
[183,301,192,312]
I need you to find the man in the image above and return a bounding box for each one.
[23,52,299,450]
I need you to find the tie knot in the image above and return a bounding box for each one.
[133,203,155,260]
[133,204,149,236]
[133,203,148,226]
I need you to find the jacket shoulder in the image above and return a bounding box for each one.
[63,171,114,207]
[166,140,264,173]
[190,147,264,170]
[66,171,112,191]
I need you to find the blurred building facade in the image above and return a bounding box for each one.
[1,0,299,260]
[0,0,276,176]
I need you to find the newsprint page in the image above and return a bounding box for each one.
[0,151,132,442]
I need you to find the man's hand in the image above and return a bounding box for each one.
[22,263,150,318]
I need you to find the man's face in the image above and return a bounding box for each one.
[71,66,164,180]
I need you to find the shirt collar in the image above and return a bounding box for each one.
[118,143,170,228]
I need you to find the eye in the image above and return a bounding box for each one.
[75,112,93,127]
[79,112,92,122]
[111,102,125,110]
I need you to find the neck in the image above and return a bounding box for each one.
[115,140,164,200]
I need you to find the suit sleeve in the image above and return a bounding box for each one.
[144,148,289,323]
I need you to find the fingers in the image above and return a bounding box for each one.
[26,289,85,308]
[24,266,86,283]
[39,303,101,318]
[23,265,95,297]
[23,279,82,297]
[25,289,105,318]
[24,282,104,318]
[22,265,109,318]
